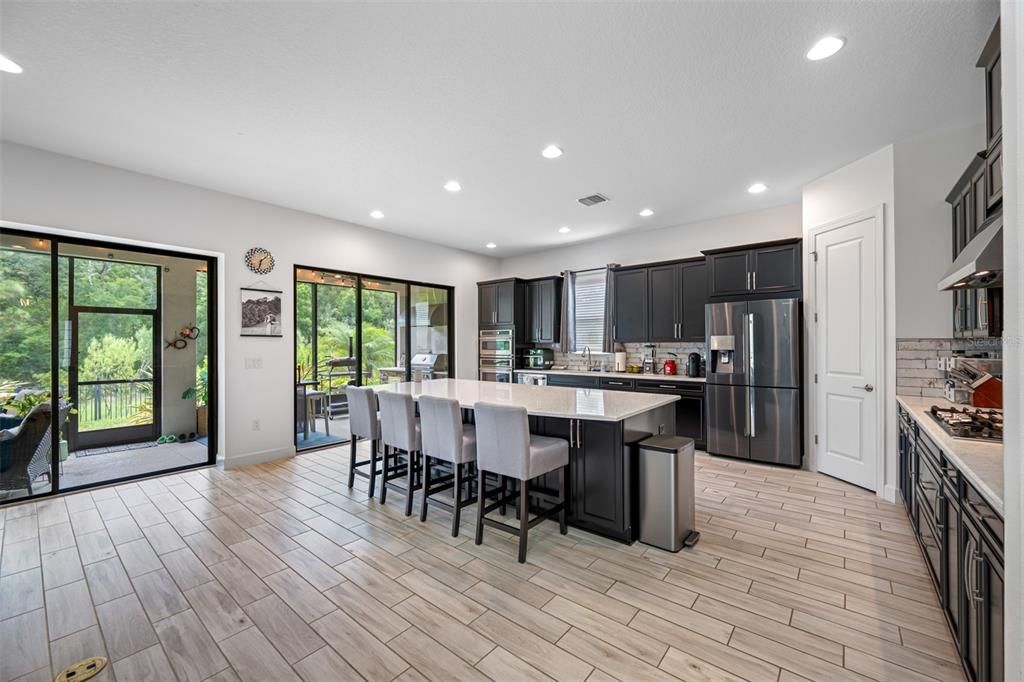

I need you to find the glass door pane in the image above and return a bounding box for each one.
[0,233,54,501]
[72,311,156,443]
[409,285,449,379]
[361,278,407,386]
[295,268,355,451]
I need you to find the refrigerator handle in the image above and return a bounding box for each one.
[749,386,756,439]
[747,312,755,386]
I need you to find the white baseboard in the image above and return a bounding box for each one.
[219,446,295,469]
[881,484,898,505]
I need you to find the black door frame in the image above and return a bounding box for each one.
[293,264,455,452]
[0,225,219,504]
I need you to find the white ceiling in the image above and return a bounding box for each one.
[0,1,999,256]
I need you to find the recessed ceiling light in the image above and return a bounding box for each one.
[542,145,564,159]
[638,209,654,217]
[485,242,497,249]
[369,210,384,219]
[806,36,845,61]
[444,180,462,192]
[0,54,23,74]
[558,226,571,234]
[747,182,768,194]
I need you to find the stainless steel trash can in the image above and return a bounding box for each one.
[638,435,699,552]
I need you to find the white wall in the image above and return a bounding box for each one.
[999,1,1021,678]
[802,146,898,499]
[893,124,986,338]
[0,142,500,466]
[498,204,801,277]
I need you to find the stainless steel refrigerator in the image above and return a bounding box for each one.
[705,298,802,466]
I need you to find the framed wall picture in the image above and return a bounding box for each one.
[240,287,283,337]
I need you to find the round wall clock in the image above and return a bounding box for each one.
[244,247,275,275]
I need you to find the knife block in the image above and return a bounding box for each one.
[971,376,1003,409]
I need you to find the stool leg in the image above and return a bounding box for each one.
[419,455,431,522]
[380,445,389,504]
[452,463,463,537]
[474,468,485,545]
[559,464,568,534]
[347,437,357,488]
[369,439,378,499]
[405,451,416,517]
[500,476,508,516]
[518,478,529,563]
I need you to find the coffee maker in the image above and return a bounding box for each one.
[686,352,702,377]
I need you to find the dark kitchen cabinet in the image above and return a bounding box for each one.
[704,239,801,300]
[897,403,1005,682]
[647,259,707,342]
[647,265,679,342]
[478,279,522,328]
[526,277,561,344]
[634,379,705,450]
[612,268,648,342]
[985,137,1002,210]
[534,417,633,542]
[706,250,751,298]
[679,261,707,340]
[979,20,1002,148]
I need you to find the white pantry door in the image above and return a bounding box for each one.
[813,209,883,491]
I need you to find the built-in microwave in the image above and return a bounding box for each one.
[479,329,514,358]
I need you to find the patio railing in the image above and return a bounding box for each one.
[76,380,153,431]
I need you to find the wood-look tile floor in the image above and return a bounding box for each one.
[0,445,964,682]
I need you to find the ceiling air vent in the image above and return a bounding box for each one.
[577,193,609,207]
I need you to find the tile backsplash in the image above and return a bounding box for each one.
[553,342,706,371]
[896,338,954,398]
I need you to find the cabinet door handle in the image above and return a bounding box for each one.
[577,419,582,446]
[746,271,751,290]
[752,271,756,290]
[568,419,574,448]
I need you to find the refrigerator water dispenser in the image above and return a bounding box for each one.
[709,335,736,374]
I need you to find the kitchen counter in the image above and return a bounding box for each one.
[896,395,1003,516]
[522,369,706,383]
[376,378,679,422]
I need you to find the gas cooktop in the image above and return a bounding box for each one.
[928,405,1003,442]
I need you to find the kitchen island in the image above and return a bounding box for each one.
[377,378,678,542]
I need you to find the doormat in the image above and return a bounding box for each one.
[75,441,158,457]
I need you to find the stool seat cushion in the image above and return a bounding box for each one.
[526,435,569,480]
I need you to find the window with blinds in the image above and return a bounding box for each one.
[572,269,606,352]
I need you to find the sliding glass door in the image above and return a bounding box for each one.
[294,266,453,452]
[0,227,218,505]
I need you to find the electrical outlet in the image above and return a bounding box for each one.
[252,419,260,431]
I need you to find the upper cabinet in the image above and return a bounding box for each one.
[703,239,802,300]
[525,276,562,344]
[978,20,1001,149]
[647,259,707,342]
[478,279,525,331]
[611,267,648,342]
[613,258,706,343]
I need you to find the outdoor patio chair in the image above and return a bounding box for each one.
[0,401,69,495]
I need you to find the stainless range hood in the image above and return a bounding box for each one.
[938,214,1003,291]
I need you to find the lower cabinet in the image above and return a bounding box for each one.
[532,417,634,542]
[898,404,1004,682]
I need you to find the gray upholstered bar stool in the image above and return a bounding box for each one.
[418,395,478,537]
[473,401,569,563]
[346,385,383,498]
[378,391,421,514]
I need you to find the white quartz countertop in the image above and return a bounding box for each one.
[896,395,1003,516]
[376,378,679,422]
[522,369,706,384]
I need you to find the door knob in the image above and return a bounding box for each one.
[853,384,874,392]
